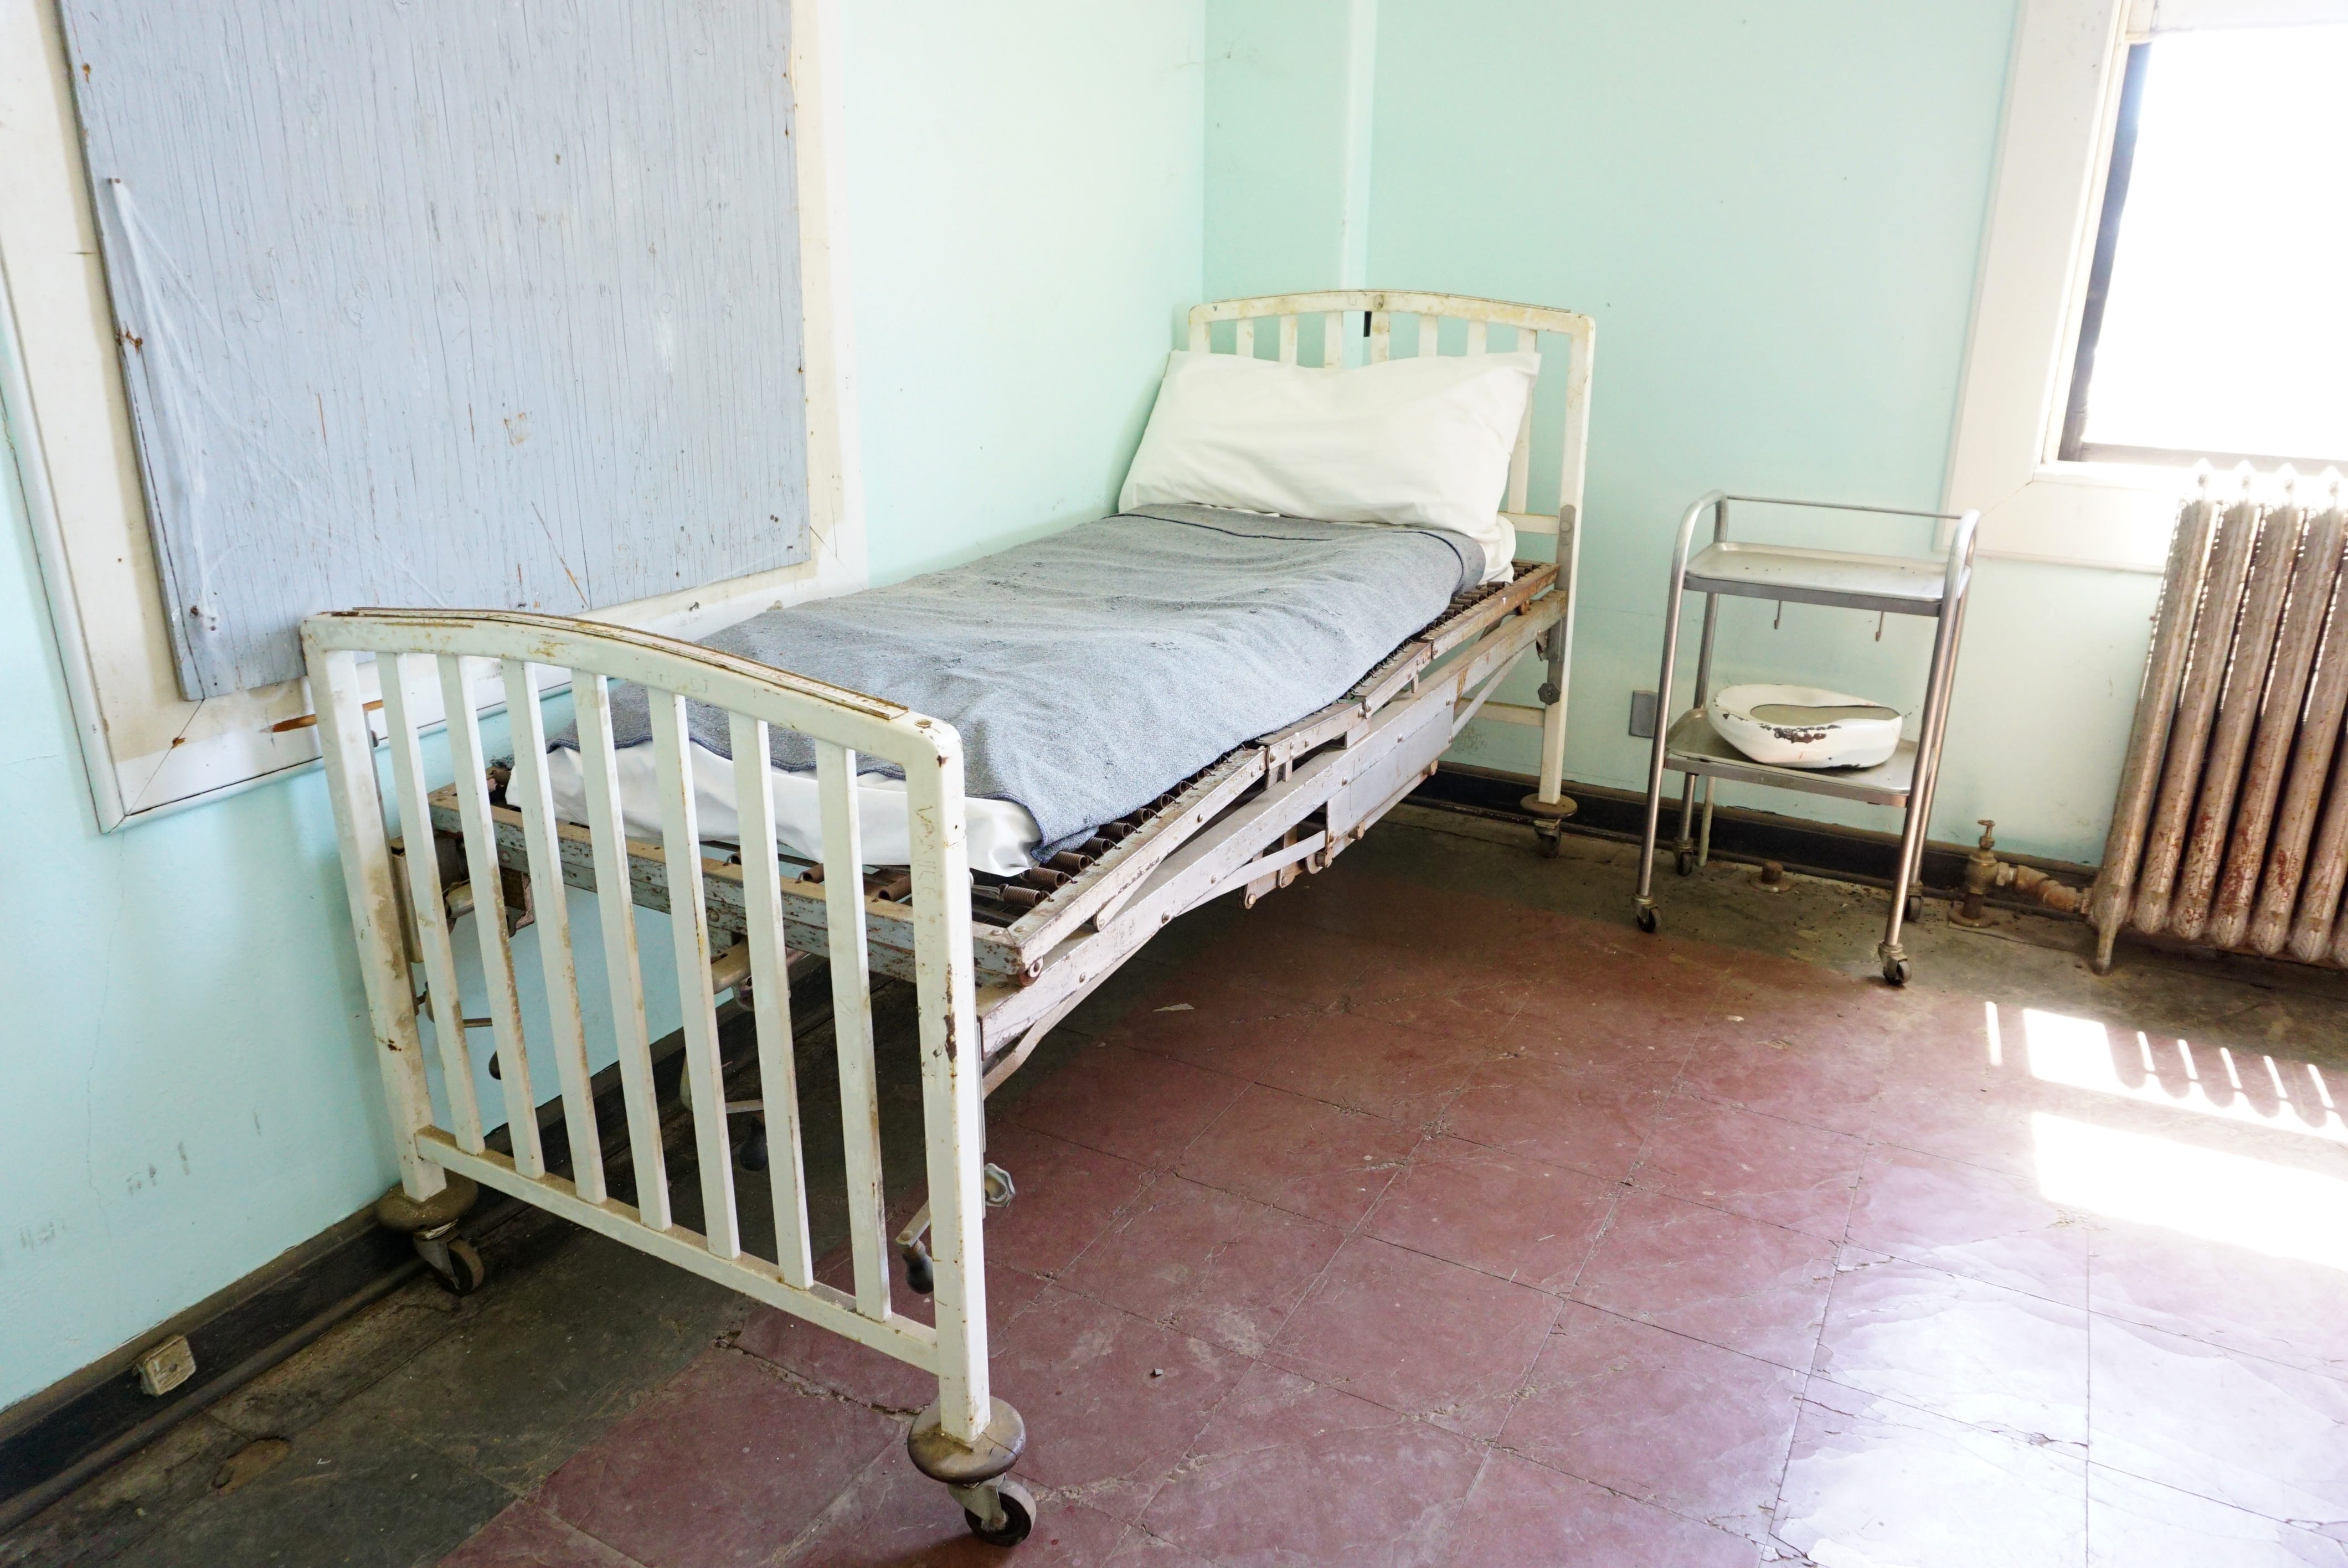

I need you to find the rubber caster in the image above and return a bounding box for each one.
[1882,956,1911,987]
[1635,906,1659,935]
[738,1127,769,1172]
[1537,826,1561,860]
[1905,894,1924,924]
[902,1241,935,1295]
[1674,848,1697,878]
[960,1476,1036,1548]
[416,1229,487,1296]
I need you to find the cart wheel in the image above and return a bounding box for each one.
[1882,955,1911,987]
[1906,894,1925,924]
[1674,848,1697,878]
[738,1127,769,1172]
[963,1477,1036,1548]
[1537,826,1561,860]
[903,1243,935,1296]
[1635,906,1660,935]
[428,1237,487,1297]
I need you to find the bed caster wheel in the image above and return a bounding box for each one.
[902,1240,935,1296]
[415,1227,487,1296]
[1536,826,1562,860]
[957,1476,1036,1548]
[912,1396,1029,1543]
[1906,894,1925,924]
[1881,951,1911,987]
[737,1127,769,1172]
[1635,905,1659,935]
[1674,847,1697,877]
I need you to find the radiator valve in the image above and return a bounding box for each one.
[1953,820,2087,925]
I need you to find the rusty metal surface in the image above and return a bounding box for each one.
[2132,496,2262,935]
[2171,503,2304,940]
[2091,496,2217,958]
[2213,504,2343,949]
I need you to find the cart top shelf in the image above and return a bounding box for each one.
[1663,709,1917,806]
[1682,541,1951,617]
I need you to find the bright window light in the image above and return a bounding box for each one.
[2066,25,2348,467]
[2033,1112,2348,1271]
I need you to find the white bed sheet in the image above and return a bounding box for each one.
[544,741,1043,875]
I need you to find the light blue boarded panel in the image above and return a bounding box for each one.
[59,1,810,697]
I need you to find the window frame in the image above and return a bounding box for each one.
[1942,0,2348,571]
[0,0,866,831]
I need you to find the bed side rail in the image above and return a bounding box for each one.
[300,607,1000,1452]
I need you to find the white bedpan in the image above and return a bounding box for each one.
[1706,684,1903,770]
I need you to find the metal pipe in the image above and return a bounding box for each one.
[1635,492,1724,917]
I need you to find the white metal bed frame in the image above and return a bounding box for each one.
[307,290,1592,1545]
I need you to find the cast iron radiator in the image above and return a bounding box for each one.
[2092,472,2348,973]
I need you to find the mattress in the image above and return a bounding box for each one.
[544,737,1042,876]
[550,505,1482,869]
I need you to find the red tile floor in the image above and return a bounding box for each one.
[440,871,2348,1566]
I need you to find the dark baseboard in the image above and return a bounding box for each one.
[1408,762,2099,894]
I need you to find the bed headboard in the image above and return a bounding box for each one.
[1187,291,1595,546]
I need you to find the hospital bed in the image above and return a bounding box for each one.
[305,290,1593,1545]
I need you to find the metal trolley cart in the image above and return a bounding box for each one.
[1633,491,1979,984]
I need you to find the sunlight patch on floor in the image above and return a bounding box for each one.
[2033,1112,2348,1271]
[2019,1006,2345,1144]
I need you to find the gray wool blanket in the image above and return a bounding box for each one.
[560,505,1483,858]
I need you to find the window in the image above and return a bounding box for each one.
[1944,0,2348,571]
[2061,25,2348,470]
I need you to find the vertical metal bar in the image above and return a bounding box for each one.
[1505,326,1535,515]
[817,741,890,1319]
[2171,502,2299,941]
[1186,313,1208,352]
[1638,495,1721,911]
[1418,312,1441,358]
[1536,319,1595,806]
[1322,310,1343,368]
[729,712,813,1287]
[1466,319,1488,355]
[2091,492,2220,969]
[2270,509,2348,958]
[1882,518,1975,956]
[901,727,990,1445]
[1278,314,1299,365]
[1236,317,1255,359]
[2135,494,2263,933]
[650,691,740,1258]
[502,659,604,1202]
[305,641,446,1200]
[1369,310,1391,363]
[1536,503,1579,803]
[376,653,483,1153]
[2215,503,2337,950]
[573,672,670,1229]
[437,656,543,1178]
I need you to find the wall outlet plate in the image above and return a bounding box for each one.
[1629,689,1659,740]
[135,1334,197,1397]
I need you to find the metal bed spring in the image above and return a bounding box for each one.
[306,289,1593,1548]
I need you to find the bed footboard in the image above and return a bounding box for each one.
[301,608,1033,1541]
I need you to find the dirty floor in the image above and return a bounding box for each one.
[12,809,2348,1567]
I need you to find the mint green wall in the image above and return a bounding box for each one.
[0,2,1207,1414]
[1209,0,2161,863]
[851,4,1204,585]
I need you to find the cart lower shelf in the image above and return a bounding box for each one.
[1662,710,1917,807]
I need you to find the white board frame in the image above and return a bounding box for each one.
[0,0,866,831]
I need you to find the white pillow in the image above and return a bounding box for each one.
[1119,347,1538,583]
